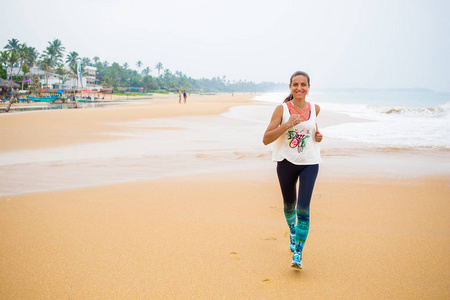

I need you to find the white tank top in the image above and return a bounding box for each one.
[272,102,321,165]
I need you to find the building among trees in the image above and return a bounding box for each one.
[7,65,101,91]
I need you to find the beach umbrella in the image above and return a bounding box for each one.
[0,78,20,89]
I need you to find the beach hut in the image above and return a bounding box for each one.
[0,78,20,89]
[0,78,21,112]
[0,78,20,102]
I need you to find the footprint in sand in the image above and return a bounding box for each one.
[229,252,240,261]
[263,237,277,241]
[262,279,274,286]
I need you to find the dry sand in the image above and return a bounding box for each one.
[0,93,449,299]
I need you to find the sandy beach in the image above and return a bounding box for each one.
[0,93,252,152]
[0,93,449,299]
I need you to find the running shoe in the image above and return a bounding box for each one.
[291,252,303,269]
[290,234,295,252]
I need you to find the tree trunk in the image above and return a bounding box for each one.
[21,72,25,91]
[73,76,78,108]
[5,94,16,112]
[16,60,23,77]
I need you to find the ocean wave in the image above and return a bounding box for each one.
[381,105,448,118]
[250,93,450,149]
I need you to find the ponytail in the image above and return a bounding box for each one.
[283,94,293,103]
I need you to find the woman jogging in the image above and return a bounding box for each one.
[262,71,323,269]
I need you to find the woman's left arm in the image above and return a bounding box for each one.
[315,104,323,142]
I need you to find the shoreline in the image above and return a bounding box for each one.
[0,93,448,197]
[0,93,262,196]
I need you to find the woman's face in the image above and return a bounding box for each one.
[289,75,310,99]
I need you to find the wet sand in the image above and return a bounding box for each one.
[0,93,449,299]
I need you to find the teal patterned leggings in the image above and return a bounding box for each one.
[276,160,319,253]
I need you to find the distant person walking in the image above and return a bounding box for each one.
[179,86,182,104]
[262,71,323,269]
[183,89,187,104]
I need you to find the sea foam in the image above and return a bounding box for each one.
[226,91,450,149]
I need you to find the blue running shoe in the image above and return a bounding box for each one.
[291,252,303,269]
[290,234,295,252]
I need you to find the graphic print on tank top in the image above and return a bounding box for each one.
[286,128,310,153]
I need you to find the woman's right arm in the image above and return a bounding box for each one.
[263,105,299,145]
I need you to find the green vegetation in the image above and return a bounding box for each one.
[112,92,147,96]
[1,38,285,93]
[147,90,169,94]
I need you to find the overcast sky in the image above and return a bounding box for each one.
[1,0,449,91]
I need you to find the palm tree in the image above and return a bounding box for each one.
[38,56,52,90]
[65,51,79,67]
[136,60,142,70]
[16,43,28,77]
[4,38,21,54]
[44,38,65,67]
[49,39,65,55]
[0,51,9,71]
[142,75,152,91]
[69,64,78,91]
[162,69,174,89]
[3,39,21,80]
[123,62,129,69]
[102,75,110,88]
[55,63,67,87]
[19,46,39,87]
[155,62,163,76]
[40,39,65,88]
[16,45,37,88]
[109,63,121,91]
[66,64,80,106]
[21,63,28,90]
[7,51,19,81]
[81,57,91,67]
[66,52,79,91]
[93,56,100,63]
[142,66,151,76]
[102,60,109,68]
[26,47,39,67]
[21,47,37,89]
